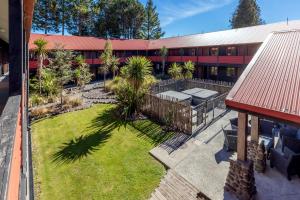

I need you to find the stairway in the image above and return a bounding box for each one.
[150,170,200,200]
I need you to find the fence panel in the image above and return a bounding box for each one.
[141,93,192,134]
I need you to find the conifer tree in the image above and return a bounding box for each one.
[32,0,60,34]
[230,0,264,28]
[140,0,164,39]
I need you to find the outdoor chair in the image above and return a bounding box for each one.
[282,136,300,154]
[259,119,275,138]
[270,147,300,180]
[229,117,252,133]
[280,127,298,139]
[222,127,237,151]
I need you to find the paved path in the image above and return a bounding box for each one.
[150,110,300,200]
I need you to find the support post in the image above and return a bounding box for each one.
[251,116,259,143]
[237,112,248,161]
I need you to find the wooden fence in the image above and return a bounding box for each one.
[151,79,233,94]
[143,79,233,134]
[141,93,193,134]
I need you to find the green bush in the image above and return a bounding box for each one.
[29,94,45,107]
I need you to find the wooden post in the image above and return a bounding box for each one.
[251,116,259,143]
[9,0,24,95]
[237,112,248,161]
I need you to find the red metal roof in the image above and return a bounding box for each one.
[30,20,300,51]
[226,30,300,124]
[148,20,300,49]
[29,34,149,51]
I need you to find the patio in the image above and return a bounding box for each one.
[150,111,300,200]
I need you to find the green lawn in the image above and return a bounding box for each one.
[32,104,173,200]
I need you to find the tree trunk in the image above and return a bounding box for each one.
[162,59,165,75]
[60,86,63,109]
[38,56,43,94]
[103,72,106,88]
[62,0,65,35]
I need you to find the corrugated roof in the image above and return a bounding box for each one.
[226,30,300,124]
[29,20,300,51]
[29,34,149,50]
[148,20,300,49]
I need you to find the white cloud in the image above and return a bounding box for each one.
[157,0,233,27]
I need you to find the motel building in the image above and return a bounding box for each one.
[29,20,300,83]
[1,0,300,197]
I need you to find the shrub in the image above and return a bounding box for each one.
[63,97,83,108]
[30,107,51,118]
[105,76,123,93]
[29,94,45,107]
[69,98,83,108]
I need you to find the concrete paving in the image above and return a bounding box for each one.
[150,110,300,200]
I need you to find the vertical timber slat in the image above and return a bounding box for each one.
[237,112,248,161]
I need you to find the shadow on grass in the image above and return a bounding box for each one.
[130,120,174,146]
[51,107,126,165]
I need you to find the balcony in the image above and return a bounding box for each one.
[167,56,182,62]
[198,56,218,63]
[0,94,22,199]
[218,56,244,64]
[182,56,197,62]
[148,56,161,62]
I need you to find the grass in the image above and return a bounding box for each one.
[31,104,173,200]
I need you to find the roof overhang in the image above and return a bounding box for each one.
[0,0,9,42]
[225,31,300,126]
[24,0,35,42]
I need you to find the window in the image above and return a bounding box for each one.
[226,67,236,77]
[190,48,196,56]
[227,47,237,56]
[210,66,218,76]
[210,47,219,56]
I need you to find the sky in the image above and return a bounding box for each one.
[139,0,300,37]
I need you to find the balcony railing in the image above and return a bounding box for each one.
[0,95,22,199]
[29,55,255,69]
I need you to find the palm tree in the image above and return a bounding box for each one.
[111,56,120,78]
[168,63,182,80]
[119,56,153,117]
[100,40,113,88]
[160,46,168,75]
[33,38,48,94]
[183,61,195,79]
[121,56,152,93]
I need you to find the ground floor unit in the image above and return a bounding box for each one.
[85,63,244,83]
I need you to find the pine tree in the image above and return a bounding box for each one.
[32,0,60,34]
[230,0,264,28]
[49,46,74,107]
[140,0,164,39]
[66,0,98,36]
[96,0,145,39]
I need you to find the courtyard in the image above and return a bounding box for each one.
[31,104,173,200]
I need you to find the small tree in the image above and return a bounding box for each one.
[160,46,168,75]
[74,55,93,88]
[118,56,153,118]
[49,47,74,107]
[33,38,48,94]
[168,63,182,80]
[100,40,113,88]
[41,67,58,97]
[111,55,120,78]
[183,61,195,79]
